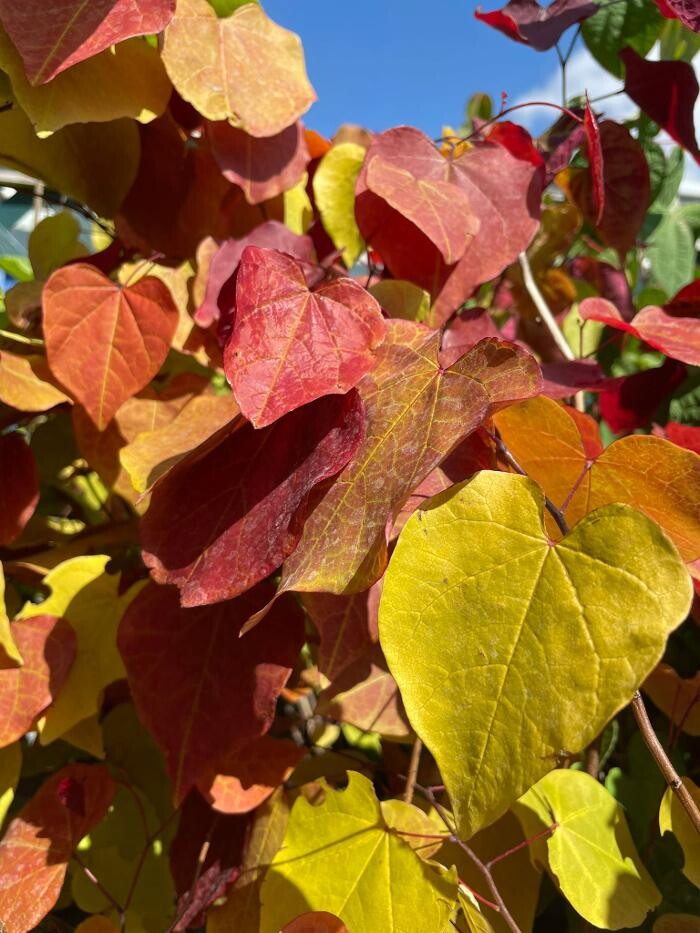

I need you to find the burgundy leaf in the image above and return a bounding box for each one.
[475,0,598,51]
[599,358,687,433]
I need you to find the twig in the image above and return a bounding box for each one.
[630,691,700,834]
[0,328,44,347]
[403,736,423,804]
[485,429,570,536]
[486,822,558,869]
[585,735,601,778]
[518,252,574,362]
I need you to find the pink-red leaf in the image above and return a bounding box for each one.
[0,764,115,933]
[664,422,700,455]
[474,0,597,50]
[584,98,605,225]
[140,391,364,607]
[0,0,175,84]
[0,615,76,748]
[208,121,310,205]
[0,433,39,546]
[225,247,385,427]
[653,0,700,32]
[621,47,700,163]
[118,581,304,803]
[43,263,179,430]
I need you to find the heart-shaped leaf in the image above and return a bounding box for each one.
[44,263,179,429]
[379,470,692,837]
[225,247,385,427]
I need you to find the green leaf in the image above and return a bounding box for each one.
[206,0,258,15]
[647,211,696,295]
[378,471,692,838]
[259,771,458,932]
[670,370,700,424]
[582,0,663,78]
[0,255,33,283]
[653,148,685,210]
[513,769,661,930]
[659,778,700,888]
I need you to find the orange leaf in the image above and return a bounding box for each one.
[644,663,700,736]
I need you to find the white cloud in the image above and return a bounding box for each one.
[513,46,700,198]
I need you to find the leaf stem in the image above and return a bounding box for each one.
[518,252,574,362]
[72,851,124,915]
[403,736,423,804]
[630,691,700,834]
[0,328,44,347]
[486,822,558,869]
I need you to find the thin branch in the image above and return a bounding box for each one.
[630,691,700,834]
[403,736,423,804]
[72,851,124,916]
[555,43,567,106]
[485,428,570,536]
[518,252,574,362]
[0,328,44,347]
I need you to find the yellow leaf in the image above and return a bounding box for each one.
[18,556,142,744]
[0,107,139,217]
[379,471,692,837]
[58,715,105,758]
[162,0,315,135]
[28,212,88,279]
[369,279,431,322]
[514,769,660,930]
[0,564,22,667]
[0,351,70,412]
[0,32,171,136]
[284,171,313,234]
[659,778,700,887]
[259,772,457,932]
[0,742,21,828]
[312,142,365,267]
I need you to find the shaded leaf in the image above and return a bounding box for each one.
[475,0,597,51]
[162,0,315,134]
[514,769,660,929]
[44,263,179,429]
[278,322,541,597]
[208,120,310,204]
[0,615,76,748]
[140,391,364,607]
[197,736,305,813]
[369,279,431,322]
[379,471,692,837]
[118,581,304,803]
[302,583,381,681]
[659,778,700,887]
[0,742,20,828]
[225,247,385,427]
[0,763,115,933]
[599,359,687,433]
[644,663,700,736]
[281,914,348,933]
[0,0,175,84]
[621,47,700,163]
[28,212,87,280]
[0,566,23,668]
[0,29,171,136]
[0,432,39,546]
[259,772,457,932]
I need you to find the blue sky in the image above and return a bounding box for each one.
[264,0,560,138]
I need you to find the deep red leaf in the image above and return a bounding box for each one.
[584,98,605,225]
[169,789,249,930]
[140,391,365,607]
[581,284,700,365]
[355,126,543,324]
[208,121,310,205]
[0,0,175,84]
[43,263,179,430]
[599,358,687,433]
[653,0,700,31]
[0,433,39,546]
[0,615,76,746]
[474,0,597,50]
[539,360,622,398]
[225,247,385,427]
[195,221,315,330]
[486,120,545,167]
[0,764,115,932]
[118,581,304,802]
[439,307,502,367]
[620,48,700,164]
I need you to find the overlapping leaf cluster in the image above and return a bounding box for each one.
[0,0,698,930]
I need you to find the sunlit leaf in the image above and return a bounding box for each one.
[0,351,70,412]
[313,142,366,267]
[379,471,692,837]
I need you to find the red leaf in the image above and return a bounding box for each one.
[355,126,542,325]
[0,764,115,932]
[664,422,700,455]
[620,48,700,164]
[118,581,304,803]
[208,121,310,205]
[569,256,634,320]
[584,98,605,225]
[0,0,175,84]
[539,360,622,398]
[598,358,687,433]
[652,0,700,31]
[581,284,700,365]
[0,615,76,747]
[486,121,545,167]
[0,433,39,546]
[169,790,249,930]
[474,0,597,51]
[282,912,348,932]
[140,391,365,607]
[195,221,315,330]
[226,247,385,427]
[562,120,650,257]
[302,582,381,681]
[43,263,179,430]
[197,736,305,814]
